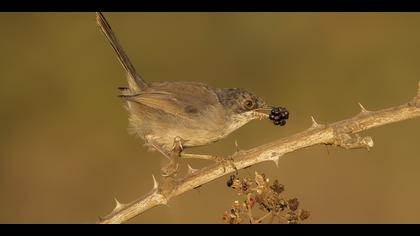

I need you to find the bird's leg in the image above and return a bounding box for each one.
[147,137,182,177]
[160,137,183,177]
[181,153,238,174]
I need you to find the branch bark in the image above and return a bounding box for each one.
[99,82,420,224]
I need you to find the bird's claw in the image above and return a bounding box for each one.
[161,136,184,177]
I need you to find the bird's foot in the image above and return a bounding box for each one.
[161,136,184,177]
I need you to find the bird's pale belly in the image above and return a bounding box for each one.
[127,109,230,152]
[143,124,228,151]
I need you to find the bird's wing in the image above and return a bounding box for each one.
[122,91,198,121]
[121,82,222,122]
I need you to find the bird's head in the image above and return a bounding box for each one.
[216,88,270,132]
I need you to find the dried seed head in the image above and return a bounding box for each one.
[254,172,267,187]
[288,198,299,211]
[247,194,256,209]
[299,209,311,220]
[223,173,309,224]
[222,212,230,223]
[270,180,285,194]
[286,211,298,221]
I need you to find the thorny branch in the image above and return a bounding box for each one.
[99,82,420,224]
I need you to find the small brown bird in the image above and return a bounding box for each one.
[96,13,285,175]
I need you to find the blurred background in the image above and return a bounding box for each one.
[0,13,419,224]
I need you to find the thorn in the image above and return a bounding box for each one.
[113,197,124,212]
[152,175,159,191]
[187,164,198,175]
[272,156,279,167]
[358,102,369,113]
[310,116,319,128]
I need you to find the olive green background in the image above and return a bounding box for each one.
[0,13,419,223]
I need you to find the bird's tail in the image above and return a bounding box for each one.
[96,12,149,91]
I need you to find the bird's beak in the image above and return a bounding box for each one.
[252,103,272,120]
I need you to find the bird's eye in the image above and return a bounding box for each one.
[244,100,254,109]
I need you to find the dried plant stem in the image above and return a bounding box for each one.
[254,212,273,224]
[99,82,420,224]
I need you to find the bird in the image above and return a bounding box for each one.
[95,12,286,176]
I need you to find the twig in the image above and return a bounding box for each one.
[99,82,420,224]
[254,211,273,224]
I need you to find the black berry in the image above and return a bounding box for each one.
[227,175,236,187]
[271,107,281,115]
[270,106,289,126]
